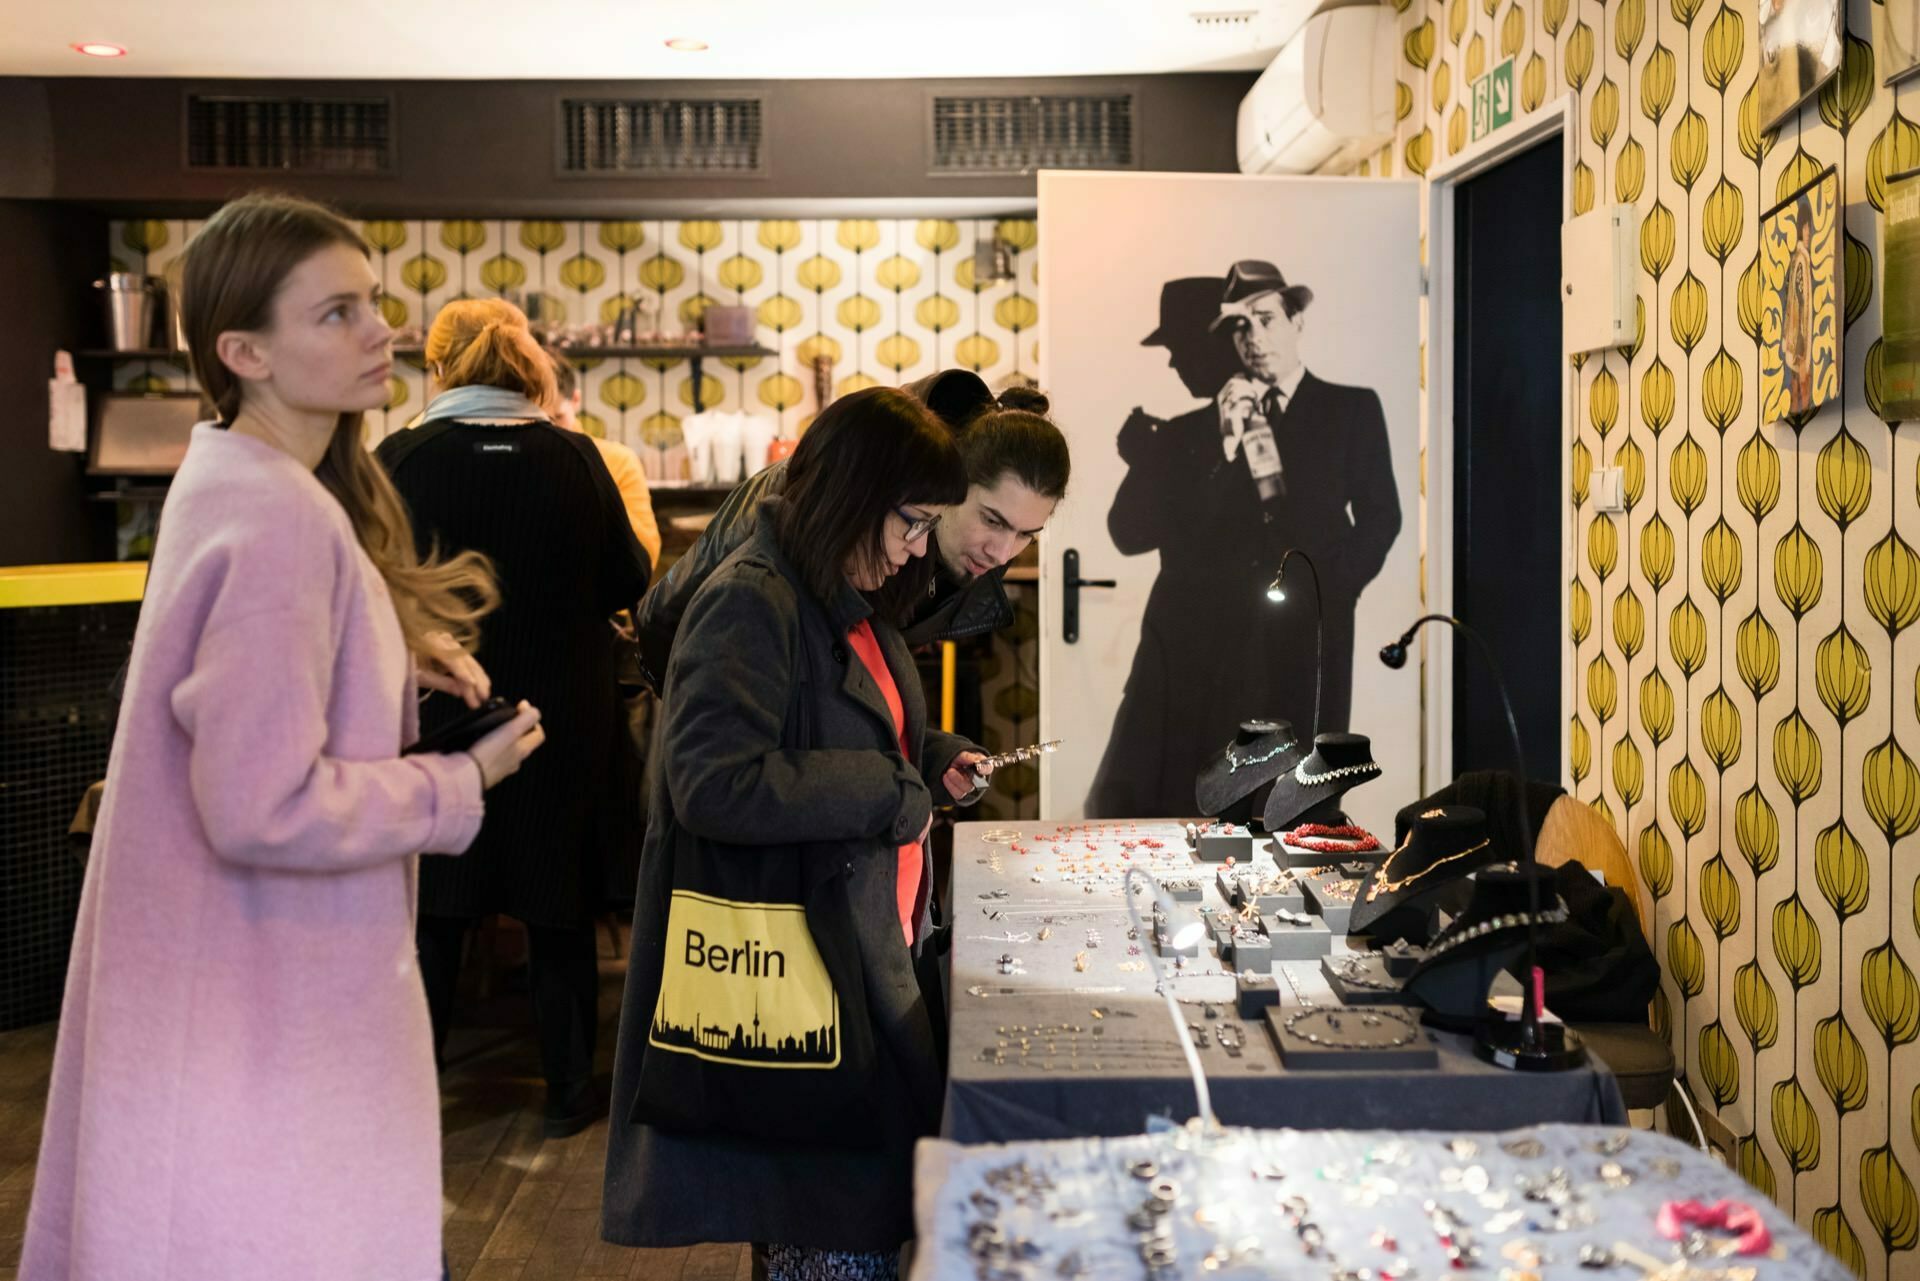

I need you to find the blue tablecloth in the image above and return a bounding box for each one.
[944,820,1627,1142]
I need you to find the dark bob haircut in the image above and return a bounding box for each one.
[775,387,968,622]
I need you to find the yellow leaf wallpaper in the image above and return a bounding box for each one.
[1359,0,1920,1270]
[109,217,1040,481]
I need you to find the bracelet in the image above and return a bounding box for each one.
[1284,822,1382,854]
[1289,835,1381,854]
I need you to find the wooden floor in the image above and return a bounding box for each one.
[0,935,750,1281]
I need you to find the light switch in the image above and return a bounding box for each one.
[1562,204,1639,355]
[1593,465,1625,513]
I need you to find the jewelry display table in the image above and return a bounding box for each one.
[944,820,1626,1143]
[910,1124,1845,1281]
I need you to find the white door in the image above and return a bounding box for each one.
[1037,171,1423,838]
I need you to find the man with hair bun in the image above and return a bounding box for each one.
[635,369,1070,691]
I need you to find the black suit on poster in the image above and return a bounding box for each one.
[1086,370,1401,818]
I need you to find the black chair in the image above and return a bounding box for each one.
[1535,795,1703,1147]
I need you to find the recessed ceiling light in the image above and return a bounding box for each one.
[664,37,709,51]
[71,41,128,58]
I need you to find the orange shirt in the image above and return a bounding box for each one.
[585,435,662,567]
[845,619,922,946]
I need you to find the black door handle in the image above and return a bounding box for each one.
[1062,548,1116,644]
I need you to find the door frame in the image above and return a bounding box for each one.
[1420,93,1576,794]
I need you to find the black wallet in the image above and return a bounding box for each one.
[404,696,517,757]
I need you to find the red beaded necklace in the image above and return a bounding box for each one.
[1283,822,1382,854]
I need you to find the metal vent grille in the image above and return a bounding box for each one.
[559,97,765,176]
[186,95,393,172]
[930,94,1135,174]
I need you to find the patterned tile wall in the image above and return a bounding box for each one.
[1358,0,1920,1271]
[106,216,1040,480]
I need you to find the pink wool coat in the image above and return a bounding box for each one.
[22,425,486,1281]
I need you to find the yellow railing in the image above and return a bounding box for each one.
[0,563,149,609]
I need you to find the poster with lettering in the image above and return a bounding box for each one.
[648,889,842,1068]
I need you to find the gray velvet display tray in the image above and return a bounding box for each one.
[1216,867,1308,913]
[1265,1003,1441,1070]
[1302,871,1359,933]
[1224,931,1271,972]
[1161,876,1206,903]
[1256,912,1335,959]
[1235,970,1282,1018]
[1193,831,1254,862]
[1321,951,1411,1004]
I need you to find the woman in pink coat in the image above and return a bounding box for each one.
[22,193,547,1281]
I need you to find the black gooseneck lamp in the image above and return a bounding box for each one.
[1380,613,1587,1071]
[1265,548,1323,740]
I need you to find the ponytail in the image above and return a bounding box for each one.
[426,299,560,414]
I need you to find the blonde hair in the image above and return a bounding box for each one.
[426,298,560,415]
[180,192,498,655]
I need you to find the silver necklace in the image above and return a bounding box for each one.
[1424,907,1570,961]
[1280,1006,1420,1049]
[1226,738,1295,771]
[1335,954,1401,991]
[1278,963,1314,1007]
[1293,758,1381,785]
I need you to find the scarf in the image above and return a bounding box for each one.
[415,385,548,427]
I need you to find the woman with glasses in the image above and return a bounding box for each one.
[602,388,984,1281]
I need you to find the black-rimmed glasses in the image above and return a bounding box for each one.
[893,506,940,541]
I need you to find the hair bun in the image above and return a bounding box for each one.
[995,385,1051,416]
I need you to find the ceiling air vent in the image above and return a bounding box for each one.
[558,97,765,177]
[930,93,1136,175]
[185,95,394,173]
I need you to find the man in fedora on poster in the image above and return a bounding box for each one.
[1089,260,1401,818]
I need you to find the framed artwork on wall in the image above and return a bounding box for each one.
[1882,168,1920,423]
[1883,0,1920,85]
[1756,0,1845,128]
[1759,166,1842,425]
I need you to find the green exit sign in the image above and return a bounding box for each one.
[1471,59,1515,142]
